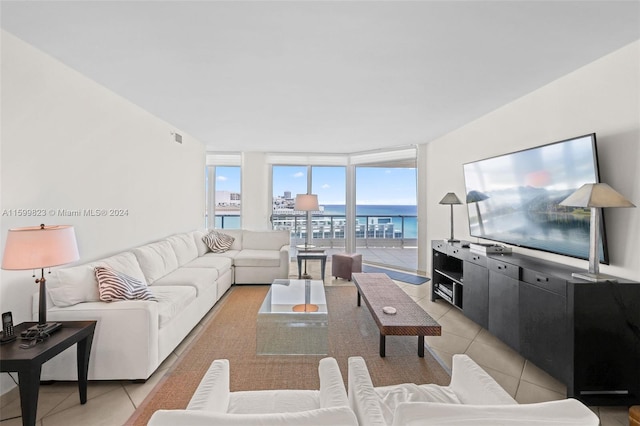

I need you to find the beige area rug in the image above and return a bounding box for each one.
[125,284,450,425]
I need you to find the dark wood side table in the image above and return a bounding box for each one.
[0,321,96,426]
[297,251,327,281]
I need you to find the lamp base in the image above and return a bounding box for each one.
[21,322,62,338]
[571,271,618,283]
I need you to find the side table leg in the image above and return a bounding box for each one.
[76,333,95,404]
[17,366,42,426]
[418,336,425,357]
[380,333,386,357]
[321,258,326,281]
[357,291,361,307]
[297,258,302,279]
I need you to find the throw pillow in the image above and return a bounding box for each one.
[202,231,235,253]
[94,266,157,302]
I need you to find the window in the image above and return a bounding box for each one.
[272,165,347,252]
[207,165,241,229]
[355,165,417,270]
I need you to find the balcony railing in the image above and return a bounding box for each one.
[266,213,418,248]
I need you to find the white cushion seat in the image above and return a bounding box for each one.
[148,357,358,426]
[233,249,282,267]
[228,390,321,414]
[151,267,219,296]
[183,255,233,270]
[151,286,197,328]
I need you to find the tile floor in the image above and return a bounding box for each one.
[0,260,631,425]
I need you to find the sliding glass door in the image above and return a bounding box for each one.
[355,165,417,271]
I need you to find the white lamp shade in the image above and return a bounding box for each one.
[439,192,462,205]
[2,225,79,270]
[559,183,636,208]
[294,194,319,212]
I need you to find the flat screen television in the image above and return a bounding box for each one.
[462,133,608,263]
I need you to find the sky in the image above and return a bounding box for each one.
[215,165,417,205]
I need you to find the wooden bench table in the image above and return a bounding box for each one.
[352,273,441,357]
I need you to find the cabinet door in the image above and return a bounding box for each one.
[519,282,568,383]
[463,261,488,328]
[488,271,519,351]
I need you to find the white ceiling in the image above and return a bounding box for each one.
[1,1,639,154]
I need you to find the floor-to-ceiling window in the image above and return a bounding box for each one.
[271,165,347,255]
[206,153,242,230]
[353,158,417,271]
[271,165,308,247]
[311,166,346,250]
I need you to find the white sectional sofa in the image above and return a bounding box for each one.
[35,229,290,381]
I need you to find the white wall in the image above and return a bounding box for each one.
[241,152,271,230]
[0,29,205,349]
[421,40,640,280]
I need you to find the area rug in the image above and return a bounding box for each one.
[125,284,449,425]
[362,264,430,285]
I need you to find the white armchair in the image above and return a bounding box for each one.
[148,357,358,426]
[348,354,599,426]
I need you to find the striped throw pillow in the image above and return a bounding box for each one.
[202,231,235,253]
[95,266,156,302]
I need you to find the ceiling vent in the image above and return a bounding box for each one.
[172,132,183,144]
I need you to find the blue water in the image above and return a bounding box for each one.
[320,205,417,238]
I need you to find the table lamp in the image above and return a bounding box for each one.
[559,183,635,282]
[295,193,319,249]
[439,192,462,242]
[295,193,319,279]
[2,224,79,333]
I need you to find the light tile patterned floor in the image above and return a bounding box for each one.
[0,258,630,425]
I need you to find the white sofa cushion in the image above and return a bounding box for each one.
[391,400,600,426]
[152,267,218,297]
[151,286,197,329]
[242,230,289,250]
[183,255,233,271]
[218,229,244,250]
[167,234,198,266]
[132,240,179,284]
[148,406,358,426]
[319,357,350,409]
[229,390,320,414]
[449,353,517,405]
[48,251,145,307]
[187,359,230,412]
[191,230,210,257]
[233,249,282,267]
[375,383,461,423]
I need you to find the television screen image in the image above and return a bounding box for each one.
[463,133,608,263]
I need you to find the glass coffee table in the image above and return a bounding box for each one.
[257,279,328,355]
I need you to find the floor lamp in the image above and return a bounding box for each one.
[560,183,635,282]
[439,192,462,242]
[295,193,319,279]
[2,224,79,335]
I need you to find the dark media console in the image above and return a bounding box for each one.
[431,240,640,406]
